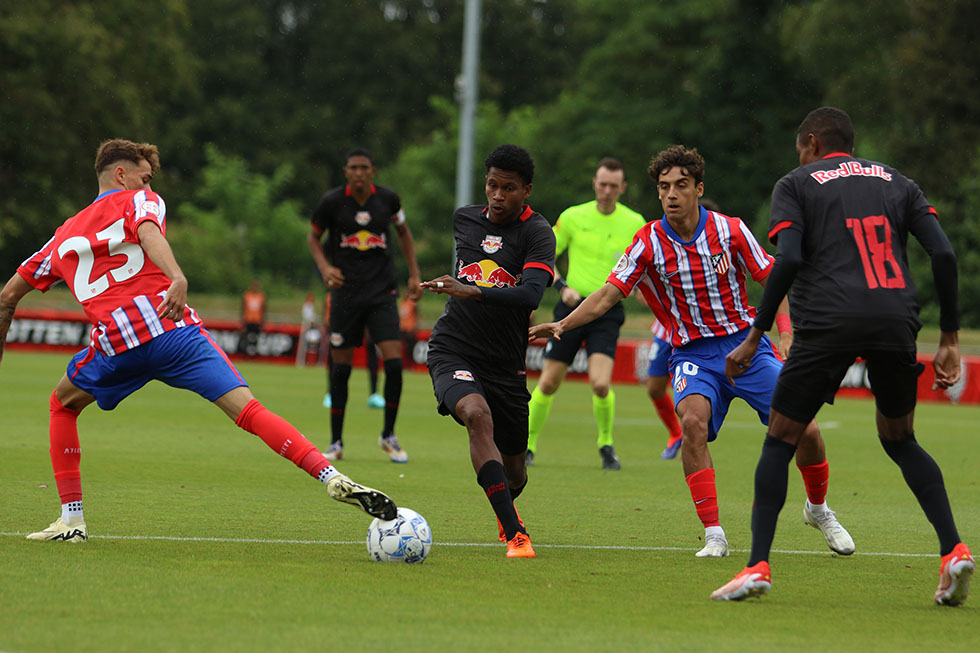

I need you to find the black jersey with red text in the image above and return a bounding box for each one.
[311,184,406,303]
[768,153,937,345]
[428,204,556,376]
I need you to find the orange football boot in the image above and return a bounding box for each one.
[506,532,536,558]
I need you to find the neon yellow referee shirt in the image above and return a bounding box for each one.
[554,201,647,296]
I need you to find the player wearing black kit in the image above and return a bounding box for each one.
[422,144,556,559]
[307,148,422,463]
[712,107,974,605]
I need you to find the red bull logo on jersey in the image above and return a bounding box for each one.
[810,161,892,185]
[457,259,521,288]
[453,370,475,381]
[481,235,503,254]
[339,230,387,251]
[355,211,371,226]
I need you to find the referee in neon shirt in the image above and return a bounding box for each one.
[527,158,647,470]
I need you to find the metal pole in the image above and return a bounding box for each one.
[455,0,481,210]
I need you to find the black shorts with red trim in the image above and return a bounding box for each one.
[544,299,624,364]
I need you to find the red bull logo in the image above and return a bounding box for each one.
[481,235,503,254]
[339,230,387,251]
[457,259,521,288]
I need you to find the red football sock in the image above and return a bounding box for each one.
[686,468,720,528]
[235,399,330,478]
[652,395,682,440]
[798,460,829,505]
[49,391,82,504]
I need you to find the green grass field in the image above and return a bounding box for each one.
[1,351,976,652]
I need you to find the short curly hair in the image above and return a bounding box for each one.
[648,145,705,186]
[95,139,160,175]
[484,144,534,185]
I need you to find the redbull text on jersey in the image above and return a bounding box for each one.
[810,161,892,185]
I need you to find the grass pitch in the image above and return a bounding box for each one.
[1,351,976,652]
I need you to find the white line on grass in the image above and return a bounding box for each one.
[0,531,937,557]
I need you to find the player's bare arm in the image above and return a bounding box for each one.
[136,221,188,320]
[933,331,961,390]
[724,327,763,386]
[394,221,422,301]
[528,282,623,341]
[306,225,345,288]
[0,273,35,366]
[420,275,481,300]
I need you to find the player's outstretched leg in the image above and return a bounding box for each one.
[711,562,771,600]
[935,542,974,606]
[234,398,397,520]
[30,391,88,543]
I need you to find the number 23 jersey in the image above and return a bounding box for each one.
[17,189,201,356]
[768,153,936,341]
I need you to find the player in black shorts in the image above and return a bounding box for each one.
[422,144,556,558]
[713,107,974,605]
[307,148,422,463]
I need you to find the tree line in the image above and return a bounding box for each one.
[2,0,978,323]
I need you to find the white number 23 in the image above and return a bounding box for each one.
[57,218,145,301]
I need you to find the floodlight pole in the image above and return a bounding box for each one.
[455,0,481,211]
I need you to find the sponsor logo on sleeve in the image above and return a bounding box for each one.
[453,370,475,381]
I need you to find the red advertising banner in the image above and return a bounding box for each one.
[8,309,977,405]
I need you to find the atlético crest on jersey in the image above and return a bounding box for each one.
[711,251,730,275]
[355,211,371,226]
[481,235,503,254]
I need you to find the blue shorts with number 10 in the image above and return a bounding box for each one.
[669,328,782,442]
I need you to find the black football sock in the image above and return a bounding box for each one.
[367,343,379,394]
[881,435,960,555]
[329,363,352,445]
[748,436,797,566]
[477,460,523,541]
[381,358,402,437]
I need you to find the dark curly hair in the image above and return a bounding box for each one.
[648,145,705,186]
[484,144,534,185]
[798,107,854,154]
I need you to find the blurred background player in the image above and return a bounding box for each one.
[320,292,384,409]
[530,145,853,559]
[240,279,266,357]
[422,144,556,558]
[398,293,419,366]
[307,148,422,462]
[526,157,646,470]
[645,318,683,459]
[0,139,396,543]
[714,107,973,604]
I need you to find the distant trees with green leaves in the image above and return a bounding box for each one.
[2,0,979,323]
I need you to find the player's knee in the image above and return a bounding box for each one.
[591,380,611,397]
[679,412,707,440]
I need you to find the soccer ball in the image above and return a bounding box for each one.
[366,507,432,563]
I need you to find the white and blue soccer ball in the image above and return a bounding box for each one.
[366,507,432,563]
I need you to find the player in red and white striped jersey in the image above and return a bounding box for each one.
[0,139,395,543]
[531,145,852,559]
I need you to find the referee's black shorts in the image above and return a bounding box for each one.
[328,293,400,349]
[544,298,625,364]
[772,338,923,424]
[428,351,530,456]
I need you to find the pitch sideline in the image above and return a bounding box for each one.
[0,531,937,557]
